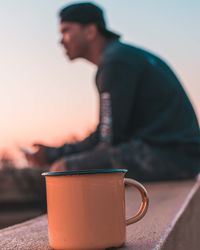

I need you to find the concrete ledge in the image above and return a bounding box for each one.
[156,180,200,250]
[0,178,199,250]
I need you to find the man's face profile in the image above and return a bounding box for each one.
[59,22,90,60]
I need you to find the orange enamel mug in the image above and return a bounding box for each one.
[42,169,149,250]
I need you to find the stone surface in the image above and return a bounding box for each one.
[0,178,199,250]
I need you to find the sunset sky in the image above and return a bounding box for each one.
[0,0,199,165]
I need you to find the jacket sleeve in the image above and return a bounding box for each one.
[61,125,100,154]
[44,126,100,164]
[97,61,140,145]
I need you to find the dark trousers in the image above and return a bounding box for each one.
[65,140,200,182]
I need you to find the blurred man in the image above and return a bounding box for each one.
[24,2,200,181]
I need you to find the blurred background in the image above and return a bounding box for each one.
[0,0,199,167]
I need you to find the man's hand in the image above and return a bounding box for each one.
[22,144,49,168]
[50,158,67,172]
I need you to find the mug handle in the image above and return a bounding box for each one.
[125,178,149,225]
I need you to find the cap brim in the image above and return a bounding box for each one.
[100,27,121,39]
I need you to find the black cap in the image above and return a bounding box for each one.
[59,2,120,39]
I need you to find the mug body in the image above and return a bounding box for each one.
[43,169,127,250]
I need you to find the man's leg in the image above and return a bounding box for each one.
[64,141,199,182]
[65,145,113,171]
[109,140,199,182]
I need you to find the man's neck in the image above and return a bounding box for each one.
[85,36,110,65]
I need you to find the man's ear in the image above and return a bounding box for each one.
[85,24,98,41]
